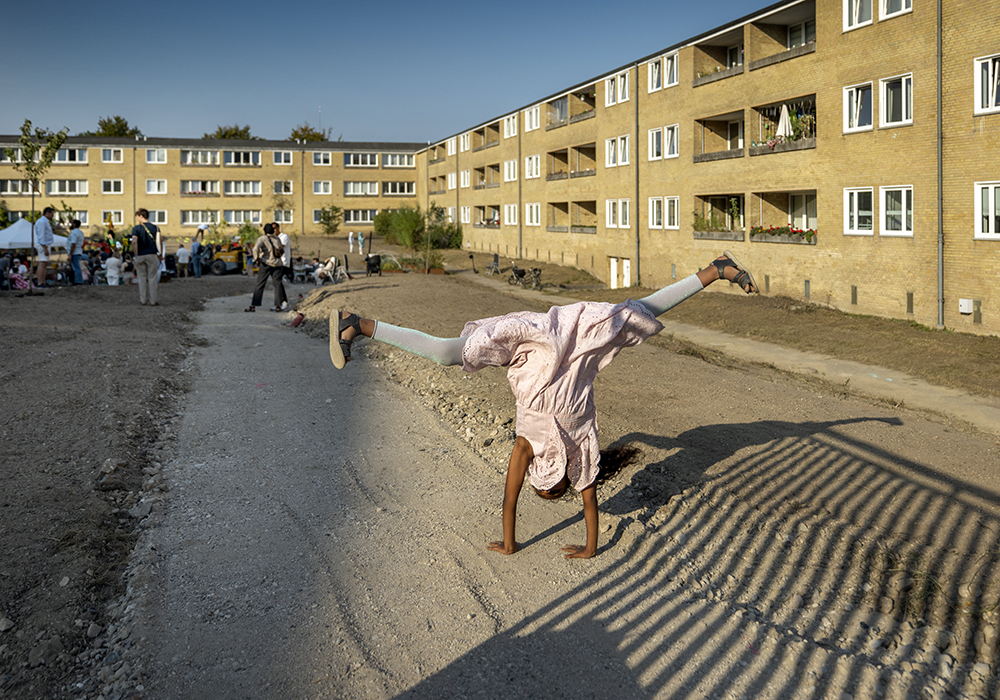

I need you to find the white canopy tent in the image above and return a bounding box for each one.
[0,218,68,249]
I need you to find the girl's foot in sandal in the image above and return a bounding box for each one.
[713,251,759,294]
[329,309,363,369]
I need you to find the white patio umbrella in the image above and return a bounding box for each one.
[776,104,793,138]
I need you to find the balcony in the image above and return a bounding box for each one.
[692,194,745,241]
[747,4,816,71]
[428,156,446,165]
[569,88,596,123]
[692,27,745,88]
[473,122,501,151]
[571,200,597,233]
[694,112,745,162]
[693,63,744,88]
[570,143,597,177]
[547,149,569,179]
[546,96,568,130]
[749,42,815,72]
[749,191,817,245]
[749,97,816,156]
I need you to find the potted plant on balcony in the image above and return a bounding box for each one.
[749,225,816,244]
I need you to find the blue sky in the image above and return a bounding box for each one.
[3,0,763,144]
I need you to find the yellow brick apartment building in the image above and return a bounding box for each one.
[2,0,998,336]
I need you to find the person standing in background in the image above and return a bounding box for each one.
[358,230,365,254]
[348,231,355,253]
[275,222,291,308]
[130,208,162,306]
[176,243,190,278]
[66,219,85,285]
[34,207,56,288]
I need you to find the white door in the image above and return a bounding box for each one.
[622,258,631,288]
[609,257,619,290]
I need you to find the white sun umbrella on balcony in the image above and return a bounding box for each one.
[776,104,793,138]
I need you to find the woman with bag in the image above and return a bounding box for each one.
[130,209,162,306]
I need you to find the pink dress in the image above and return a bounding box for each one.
[461,300,662,491]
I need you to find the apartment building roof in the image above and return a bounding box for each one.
[0,135,427,152]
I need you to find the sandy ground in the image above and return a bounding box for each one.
[2,266,999,700]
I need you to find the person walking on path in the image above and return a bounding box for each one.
[245,223,286,312]
[357,230,364,254]
[34,207,56,288]
[348,231,355,253]
[176,244,190,278]
[191,226,206,278]
[130,208,162,306]
[66,219,85,285]
[275,222,292,303]
[329,251,758,559]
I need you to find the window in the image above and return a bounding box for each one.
[844,83,874,131]
[46,179,87,195]
[649,59,662,92]
[313,180,332,195]
[461,170,470,188]
[383,153,413,167]
[460,134,470,151]
[649,128,663,160]
[504,159,518,182]
[605,75,618,106]
[447,138,456,155]
[844,187,875,234]
[665,197,679,229]
[384,181,415,196]
[273,180,293,195]
[67,211,88,226]
[447,207,455,223]
[102,179,124,194]
[728,121,744,150]
[790,193,818,230]
[180,210,218,226]
[224,180,261,196]
[881,74,913,126]
[727,45,743,68]
[788,19,817,47]
[524,155,541,179]
[146,148,167,164]
[273,151,293,165]
[313,152,331,166]
[976,182,1000,239]
[882,0,912,19]
[618,136,630,165]
[0,179,31,195]
[224,210,261,225]
[881,186,913,235]
[102,210,124,226]
[525,203,541,227]
[504,204,518,226]
[606,138,617,167]
[649,197,663,228]
[147,210,167,225]
[345,181,378,196]
[344,209,377,224]
[845,0,873,29]
[1,148,23,163]
[181,150,219,165]
[503,115,517,138]
[524,106,540,132]
[461,206,471,224]
[146,179,167,195]
[102,148,123,163]
[975,55,1000,115]
[665,125,679,158]
[181,180,219,195]
[55,148,87,163]
[224,151,259,166]
[620,199,630,228]
[447,172,456,190]
[274,210,293,224]
[619,71,630,102]
[347,153,379,167]
[606,199,618,228]
[665,53,679,87]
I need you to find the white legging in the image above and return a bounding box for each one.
[370,273,704,366]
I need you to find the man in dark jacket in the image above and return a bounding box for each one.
[245,223,287,312]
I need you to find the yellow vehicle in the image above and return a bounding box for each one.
[203,246,248,275]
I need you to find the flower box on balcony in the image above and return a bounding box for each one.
[692,63,744,88]
[570,110,596,124]
[749,226,816,244]
[570,169,596,179]
[749,137,816,157]
[692,229,745,241]
[570,225,597,234]
[546,172,569,181]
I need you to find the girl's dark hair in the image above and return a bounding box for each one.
[595,444,643,485]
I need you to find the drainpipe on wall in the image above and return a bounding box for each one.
[517,118,522,259]
[936,0,944,329]
[633,62,641,287]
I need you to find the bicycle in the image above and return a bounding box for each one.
[508,262,542,290]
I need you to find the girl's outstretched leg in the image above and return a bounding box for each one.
[329,309,467,368]
[636,250,757,317]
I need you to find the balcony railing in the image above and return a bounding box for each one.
[570,225,597,234]
[546,171,569,181]
[473,222,500,229]
[693,148,744,163]
[569,110,595,124]
[692,63,744,88]
[472,140,499,153]
[749,137,816,157]
[428,157,446,165]
[546,225,569,233]
[570,169,596,179]
[749,42,816,72]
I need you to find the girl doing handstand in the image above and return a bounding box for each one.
[329,252,758,559]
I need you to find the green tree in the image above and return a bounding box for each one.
[315,205,343,237]
[288,122,332,142]
[3,119,68,277]
[203,124,261,140]
[0,201,11,230]
[78,115,142,138]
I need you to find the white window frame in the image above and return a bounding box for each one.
[649,197,663,228]
[344,209,377,224]
[382,153,414,167]
[447,172,457,190]
[273,180,293,195]
[180,210,218,226]
[665,197,679,229]
[789,193,818,230]
[460,170,470,188]
[665,53,679,87]
[788,20,817,48]
[605,138,617,167]
[880,73,913,127]
[648,128,663,161]
[605,75,618,107]
[665,124,679,158]
[345,181,379,196]
[460,206,471,224]
[504,159,518,182]
[313,152,332,166]
[845,0,873,30]
[348,153,379,167]
[504,203,518,226]
[503,115,517,139]
[525,202,541,227]
[273,151,293,165]
[146,148,167,164]
[102,148,123,163]
[881,0,912,20]
[55,148,87,163]
[0,179,31,195]
[181,150,219,165]
[147,210,167,225]
[313,180,332,195]
[619,199,630,228]
[648,59,662,93]
[844,83,874,132]
[525,155,540,179]
[880,185,914,236]
[224,151,260,166]
[224,180,261,196]
[223,210,262,225]
[146,179,167,195]
[102,210,124,226]
[181,180,219,195]
[102,179,123,194]
[524,106,540,132]
[66,210,88,226]
[46,179,88,196]
[618,135,630,165]
[447,138,457,155]
[274,209,293,224]
[975,54,1000,115]
[606,199,618,228]
[618,71,630,103]
[975,181,1000,239]
[844,187,875,235]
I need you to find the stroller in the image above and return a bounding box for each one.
[365,254,382,277]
